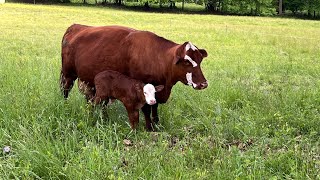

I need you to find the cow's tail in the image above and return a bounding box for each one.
[60,24,78,98]
[60,26,70,98]
[60,24,90,98]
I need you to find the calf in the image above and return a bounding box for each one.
[93,70,164,129]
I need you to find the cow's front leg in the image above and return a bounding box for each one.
[142,104,153,131]
[151,103,159,124]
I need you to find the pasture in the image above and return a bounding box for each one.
[0,3,319,179]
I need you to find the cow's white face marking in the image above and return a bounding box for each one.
[185,42,197,51]
[186,72,197,88]
[184,55,198,67]
[143,84,157,105]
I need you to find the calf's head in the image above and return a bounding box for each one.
[136,84,164,105]
[173,42,208,90]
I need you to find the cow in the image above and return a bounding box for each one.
[93,70,164,129]
[60,24,208,131]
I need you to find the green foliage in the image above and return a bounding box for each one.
[0,3,320,179]
[204,0,276,15]
[283,0,320,17]
[5,0,320,17]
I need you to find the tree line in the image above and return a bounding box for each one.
[8,0,320,18]
[205,0,320,17]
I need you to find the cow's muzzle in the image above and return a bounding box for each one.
[194,81,208,90]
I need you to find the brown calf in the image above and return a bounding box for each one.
[93,70,164,129]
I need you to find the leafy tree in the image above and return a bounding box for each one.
[283,0,304,14]
[305,0,320,17]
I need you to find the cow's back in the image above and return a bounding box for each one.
[62,25,136,86]
[61,24,179,103]
[123,31,177,83]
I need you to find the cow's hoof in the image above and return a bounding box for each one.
[152,116,159,124]
[145,124,155,132]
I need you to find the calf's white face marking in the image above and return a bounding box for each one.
[186,72,197,88]
[143,84,157,105]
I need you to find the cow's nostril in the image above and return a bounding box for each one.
[201,82,208,88]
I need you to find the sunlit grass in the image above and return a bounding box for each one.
[0,3,319,179]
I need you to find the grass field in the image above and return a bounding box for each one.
[0,3,320,179]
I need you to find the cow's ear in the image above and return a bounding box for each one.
[199,49,208,58]
[155,85,164,92]
[174,42,188,64]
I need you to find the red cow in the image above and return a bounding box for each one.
[93,70,164,129]
[61,24,208,130]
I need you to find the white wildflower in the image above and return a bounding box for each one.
[3,146,10,153]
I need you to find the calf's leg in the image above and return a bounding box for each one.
[126,108,140,129]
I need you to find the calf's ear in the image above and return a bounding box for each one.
[199,49,208,58]
[155,85,164,92]
[134,83,142,92]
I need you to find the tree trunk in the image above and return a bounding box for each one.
[255,0,260,15]
[169,1,175,9]
[307,1,311,17]
[144,1,150,9]
[279,0,283,15]
[182,0,184,10]
[222,1,226,13]
[308,9,311,17]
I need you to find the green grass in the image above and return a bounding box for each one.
[0,3,320,179]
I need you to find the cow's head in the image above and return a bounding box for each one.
[173,42,208,90]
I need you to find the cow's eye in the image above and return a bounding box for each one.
[184,61,191,66]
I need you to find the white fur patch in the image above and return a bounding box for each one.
[143,84,157,105]
[186,73,197,88]
[184,55,198,67]
[185,42,197,51]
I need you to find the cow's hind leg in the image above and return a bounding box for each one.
[78,79,95,102]
[60,71,76,99]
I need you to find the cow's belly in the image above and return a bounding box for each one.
[75,48,128,86]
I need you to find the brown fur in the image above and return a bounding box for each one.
[61,24,208,130]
